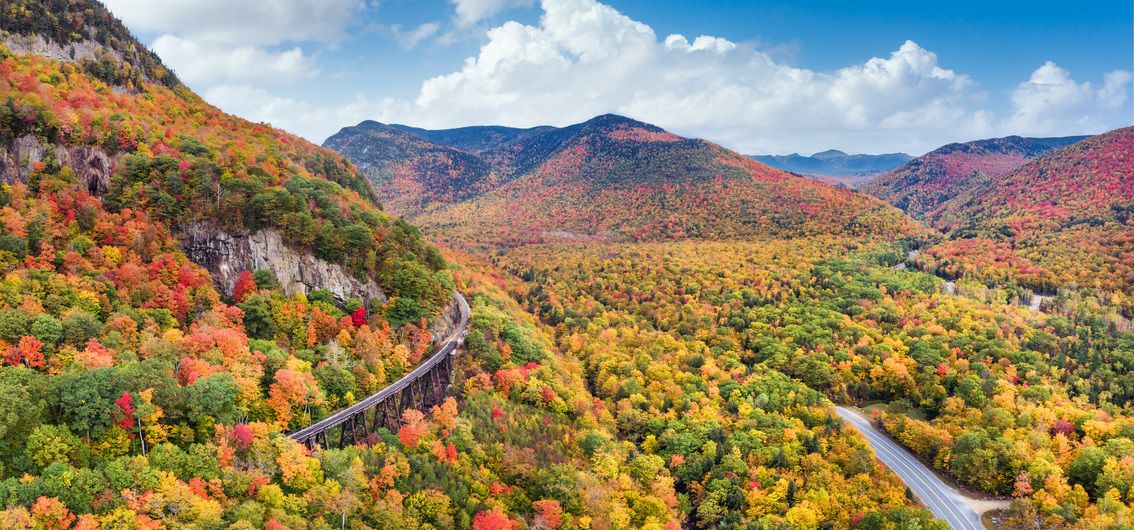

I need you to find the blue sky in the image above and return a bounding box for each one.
[104,0,1132,155]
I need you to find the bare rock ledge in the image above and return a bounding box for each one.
[180,224,386,305]
[1,134,114,195]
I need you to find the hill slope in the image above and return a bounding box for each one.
[327,114,926,244]
[0,3,668,529]
[863,135,1088,220]
[0,0,179,89]
[324,120,496,210]
[916,127,1134,294]
[1,0,451,310]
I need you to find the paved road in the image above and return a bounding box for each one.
[836,407,987,530]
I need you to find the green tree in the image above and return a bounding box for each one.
[954,375,987,409]
[29,314,63,348]
[26,425,79,469]
[186,374,240,425]
[0,367,47,472]
[1068,446,1108,498]
[0,309,30,343]
[387,297,426,328]
[60,309,102,348]
[238,294,276,339]
[50,368,120,440]
[949,429,1017,494]
[390,260,433,301]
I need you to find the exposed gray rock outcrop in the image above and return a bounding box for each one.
[1,135,115,195]
[180,224,387,304]
[2,34,115,63]
[428,297,462,343]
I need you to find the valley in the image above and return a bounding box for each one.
[329,111,1133,529]
[0,1,1129,529]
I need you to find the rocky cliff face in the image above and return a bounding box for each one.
[2,34,115,63]
[1,135,114,195]
[180,224,387,304]
[428,296,462,343]
[2,135,461,348]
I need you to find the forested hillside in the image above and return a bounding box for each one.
[387,123,555,158]
[326,93,1134,529]
[0,0,178,89]
[502,240,1134,528]
[0,2,935,527]
[0,4,451,304]
[0,2,633,528]
[917,128,1134,303]
[864,135,1088,220]
[323,121,496,211]
[4,0,1132,528]
[330,114,926,245]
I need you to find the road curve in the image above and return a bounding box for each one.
[835,406,986,530]
[289,293,470,443]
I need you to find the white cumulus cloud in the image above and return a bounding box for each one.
[1005,61,1132,136]
[401,0,997,154]
[103,0,365,88]
[152,36,318,85]
[102,0,364,46]
[130,0,1131,154]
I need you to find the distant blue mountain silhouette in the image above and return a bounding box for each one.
[750,150,913,177]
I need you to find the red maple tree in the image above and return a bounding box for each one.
[232,271,257,302]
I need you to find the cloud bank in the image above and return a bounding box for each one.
[400,0,1128,153]
[103,0,361,86]
[110,0,1132,154]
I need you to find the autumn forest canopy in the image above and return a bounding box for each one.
[0,0,1131,529]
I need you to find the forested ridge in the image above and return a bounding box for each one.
[907,128,1134,323]
[0,2,612,528]
[863,135,1088,220]
[1,0,179,89]
[328,114,927,246]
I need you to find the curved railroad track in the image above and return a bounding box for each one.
[289,293,470,448]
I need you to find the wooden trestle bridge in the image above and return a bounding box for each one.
[289,293,470,449]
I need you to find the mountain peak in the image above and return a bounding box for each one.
[325,114,922,244]
[581,113,662,132]
[357,119,390,128]
[812,149,849,159]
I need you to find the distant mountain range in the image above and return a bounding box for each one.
[862,135,1088,220]
[749,150,913,183]
[324,115,924,244]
